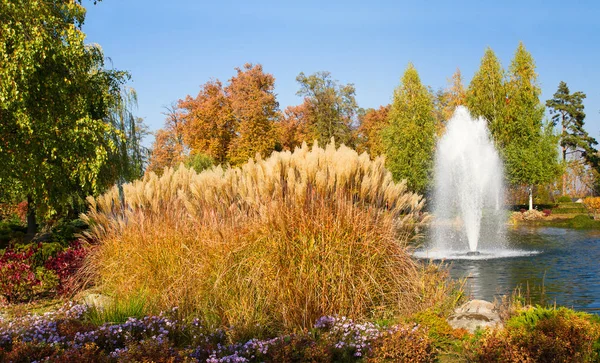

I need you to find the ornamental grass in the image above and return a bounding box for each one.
[81,141,456,336]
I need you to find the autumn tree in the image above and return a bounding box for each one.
[382,64,436,194]
[546,81,598,195]
[146,129,185,175]
[466,48,507,145]
[434,68,467,135]
[226,64,279,165]
[356,105,390,156]
[179,80,235,164]
[0,0,127,233]
[147,103,186,174]
[296,71,358,147]
[278,103,312,151]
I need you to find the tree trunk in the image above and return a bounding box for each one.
[528,185,533,211]
[26,195,37,239]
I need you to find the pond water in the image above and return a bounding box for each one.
[435,227,600,314]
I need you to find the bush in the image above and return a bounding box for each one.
[0,248,41,302]
[542,209,551,217]
[368,324,434,362]
[557,195,572,203]
[470,306,600,362]
[183,152,215,174]
[567,214,600,229]
[44,242,88,295]
[82,142,454,336]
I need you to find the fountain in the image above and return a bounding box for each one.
[414,106,533,260]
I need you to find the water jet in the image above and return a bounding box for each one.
[415,106,510,260]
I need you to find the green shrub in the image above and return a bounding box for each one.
[568,214,600,229]
[470,306,600,362]
[408,310,468,354]
[183,152,214,174]
[557,195,572,203]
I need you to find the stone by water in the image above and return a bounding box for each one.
[429,106,506,254]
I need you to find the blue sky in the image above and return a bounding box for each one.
[83,0,600,146]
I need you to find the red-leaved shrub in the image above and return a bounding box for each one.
[0,248,40,302]
[45,241,88,295]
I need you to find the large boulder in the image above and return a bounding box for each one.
[448,299,502,333]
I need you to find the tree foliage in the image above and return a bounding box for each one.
[226,63,279,165]
[503,43,560,190]
[434,68,466,136]
[356,105,390,157]
[277,102,312,151]
[466,48,506,144]
[101,87,149,188]
[296,71,358,147]
[382,64,436,194]
[0,0,127,226]
[179,80,235,164]
[546,81,598,166]
[147,128,185,175]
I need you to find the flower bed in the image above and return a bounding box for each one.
[0,304,434,362]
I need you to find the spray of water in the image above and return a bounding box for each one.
[430,106,506,254]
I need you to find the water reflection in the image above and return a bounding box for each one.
[445,227,600,314]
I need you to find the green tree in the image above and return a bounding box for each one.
[504,123,561,209]
[546,81,598,195]
[296,71,358,147]
[504,43,560,209]
[0,0,127,233]
[466,48,507,144]
[101,87,150,190]
[382,63,436,194]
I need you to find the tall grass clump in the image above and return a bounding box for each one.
[81,141,455,336]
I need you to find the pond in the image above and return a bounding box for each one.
[441,227,600,314]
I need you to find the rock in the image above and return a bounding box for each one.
[448,299,502,333]
[81,293,112,310]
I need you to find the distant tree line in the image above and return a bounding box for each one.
[149,42,598,209]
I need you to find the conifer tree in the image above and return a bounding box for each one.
[546,81,598,195]
[382,64,436,194]
[466,48,506,144]
[504,43,560,209]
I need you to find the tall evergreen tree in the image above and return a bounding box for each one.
[504,43,560,209]
[546,81,598,195]
[382,64,436,194]
[466,48,506,144]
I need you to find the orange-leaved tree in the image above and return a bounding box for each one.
[226,63,280,165]
[277,102,312,151]
[356,105,390,157]
[147,103,186,174]
[179,80,235,164]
